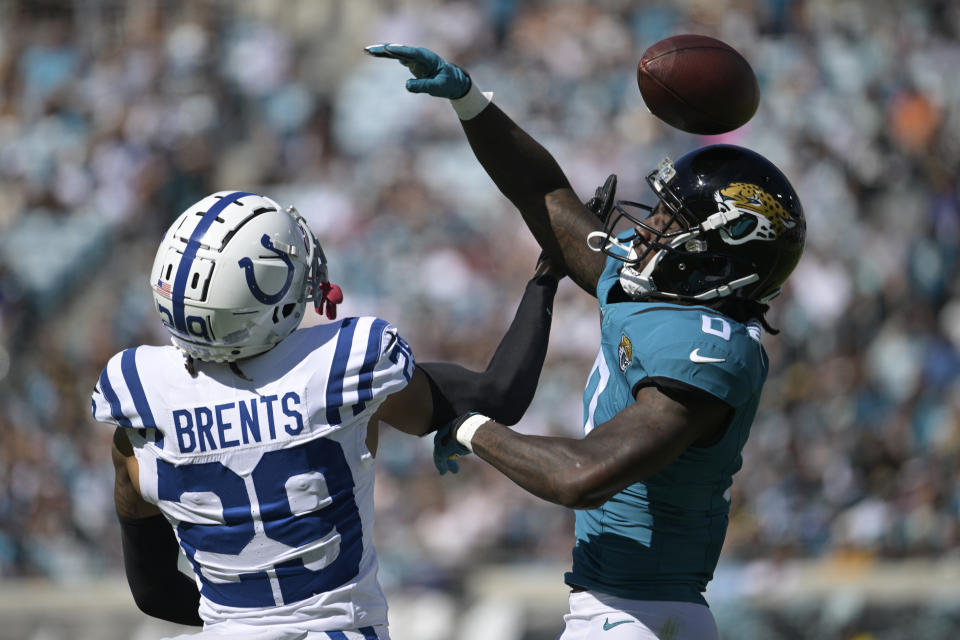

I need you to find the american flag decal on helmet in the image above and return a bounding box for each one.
[156,279,173,298]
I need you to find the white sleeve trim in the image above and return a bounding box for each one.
[451,83,493,120]
[455,414,491,452]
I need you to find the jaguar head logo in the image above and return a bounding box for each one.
[714,182,797,245]
[618,334,632,372]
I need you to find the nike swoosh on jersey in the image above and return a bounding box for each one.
[602,618,633,631]
[689,348,725,363]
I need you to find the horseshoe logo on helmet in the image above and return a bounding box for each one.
[238,234,295,304]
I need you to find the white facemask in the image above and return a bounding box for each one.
[586,230,659,298]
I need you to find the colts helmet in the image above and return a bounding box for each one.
[150,191,342,362]
[590,144,805,303]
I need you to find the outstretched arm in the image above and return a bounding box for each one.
[373,258,560,440]
[443,383,732,508]
[367,44,607,295]
[458,104,606,295]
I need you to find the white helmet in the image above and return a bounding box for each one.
[150,191,343,362]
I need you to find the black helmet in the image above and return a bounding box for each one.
[593,144,805,303]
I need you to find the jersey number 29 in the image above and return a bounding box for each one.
[157,437,362,608]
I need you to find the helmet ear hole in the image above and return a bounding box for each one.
[271,303,298,324]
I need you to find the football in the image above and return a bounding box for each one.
[637,34,759,135]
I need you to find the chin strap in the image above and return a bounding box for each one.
[317,281,344,320]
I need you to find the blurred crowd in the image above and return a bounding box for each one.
[0,0,958,602]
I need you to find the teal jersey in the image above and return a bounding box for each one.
[565,252,769,605]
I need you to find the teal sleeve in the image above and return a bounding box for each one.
[618,310,762,408]
[623,346,751,406]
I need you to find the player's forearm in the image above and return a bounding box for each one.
[120,514,203,626]
[419,272,558,427]
[461,106,603,293]
[474,271,558,422]
[470,423,613,509]
[461,104,570,225]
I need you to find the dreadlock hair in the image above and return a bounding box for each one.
[717,298,780,335]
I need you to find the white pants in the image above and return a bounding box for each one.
[557,590,718,640]
[163,625,389,640]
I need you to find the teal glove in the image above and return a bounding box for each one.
[432,420,472,475]
[364,44,471,99]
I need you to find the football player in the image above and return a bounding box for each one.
[92,191,562,639]
[369,45,806,640]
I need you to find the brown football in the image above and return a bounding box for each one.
[637,34,759,135]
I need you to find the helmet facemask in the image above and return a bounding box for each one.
[294,208,343,321]
[588,157,766,302]
[288,205,329,312]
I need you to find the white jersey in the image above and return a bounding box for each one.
[92,317,414,635]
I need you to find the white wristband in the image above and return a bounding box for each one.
[455,414,491,451]
[451,83,493,120]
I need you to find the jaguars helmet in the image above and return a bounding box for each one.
[150,191,341,362]
[588,144,805,303]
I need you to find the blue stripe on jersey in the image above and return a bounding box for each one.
[352,319,388,416]
[120,347,162,446]
[388,336,413,382]
[120,348,154,425]
[98,366,132,427]
[326,632,348,640]
[325,318,358,426]
[172,191,254,332]
[359,627,379,639]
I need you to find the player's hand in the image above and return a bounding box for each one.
[364,44,471,99]
[585,174,618,224]
[432,417,473,475]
